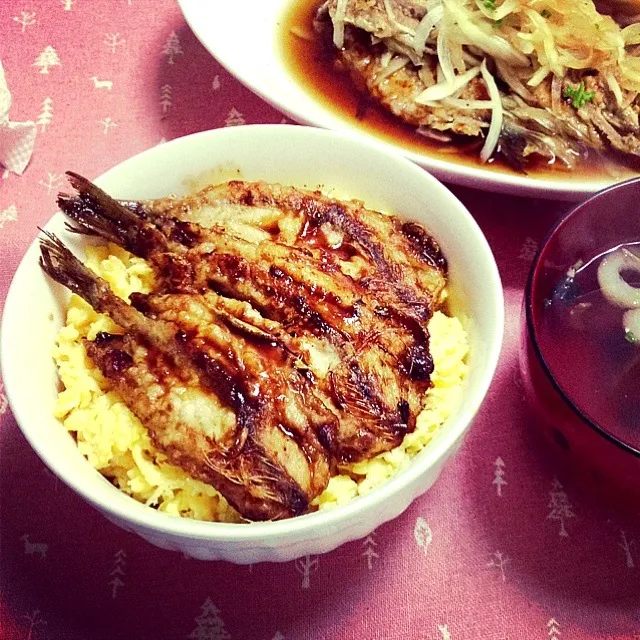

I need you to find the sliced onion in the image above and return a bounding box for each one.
[332,0,348,49]
[480,58,503,163]
[551,73,562,113]
[383,0,415,36]
[380,50,393,69]
[597,247,640,308]
[623,308,640,343]
[449,36,467,74]
[527,65,551,87]
[443,0,530,67]
[374,56,409,85]
[622,23,640,46]
[437,23,456,85]
[605,72,623,108]
[412,3,443,57]
[415,64,481,103]
[475,0,518,21]
[525,8,561,75]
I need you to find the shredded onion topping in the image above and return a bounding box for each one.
[332,0,348,49]
[330,0,640,163]
[479,59,503,162]
[415,65,481,102]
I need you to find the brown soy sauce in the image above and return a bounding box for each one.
[539,243,640,450]
[278,0,640,181]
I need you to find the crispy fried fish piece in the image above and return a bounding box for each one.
[317,0,640,167]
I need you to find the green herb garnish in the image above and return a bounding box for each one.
[626,330,640,344]
[540,9,551,18]
[563,82,596,108]
[484,0,497,10]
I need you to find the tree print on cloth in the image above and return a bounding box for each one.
[39,172,63,194]
[33,46,61,74]
[160,84,172,117]
[0,205,18,230]
[518,236,538,262]
[547,478,575,537]
[362,533,379,570]
[547,617,561,640]
[104,33,125,53]
[295,555,319,590]
[188,598,231,640]
[163,31,184,64]
[487,551,510,582]
[414,517,433,554]
[224,108,245,127]
[492,457,506,497]
[37,98,53,132]
[109,549,126,598]
[619,530,636,569]
[99,117,117,134]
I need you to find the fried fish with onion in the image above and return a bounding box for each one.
[316,0,640,169]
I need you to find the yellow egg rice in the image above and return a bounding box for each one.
[52,244,469,522]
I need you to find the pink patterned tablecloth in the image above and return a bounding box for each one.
[1,2,639,639]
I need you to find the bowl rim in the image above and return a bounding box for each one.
[524,175,640,459]
[1,124,505,541]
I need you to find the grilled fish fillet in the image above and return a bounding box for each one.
[42,171,448,520]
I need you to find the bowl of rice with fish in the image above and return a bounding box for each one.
[1,125,503,562]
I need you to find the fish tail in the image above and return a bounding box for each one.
[39,230,109,306]
[39,230,141,332]
[56,172,172,258]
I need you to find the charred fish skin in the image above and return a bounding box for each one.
[58,175,448,306]
[55,175,443,462]
[44,171,448,519]
[40,233,334,521]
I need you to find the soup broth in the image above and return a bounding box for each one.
[539,242,640,451]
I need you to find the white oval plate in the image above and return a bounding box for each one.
[178,0,637,201]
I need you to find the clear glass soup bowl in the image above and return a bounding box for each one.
[521,177,640,504]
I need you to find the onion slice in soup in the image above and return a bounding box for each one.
[597,247,640,308]
[623,308,640,343]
